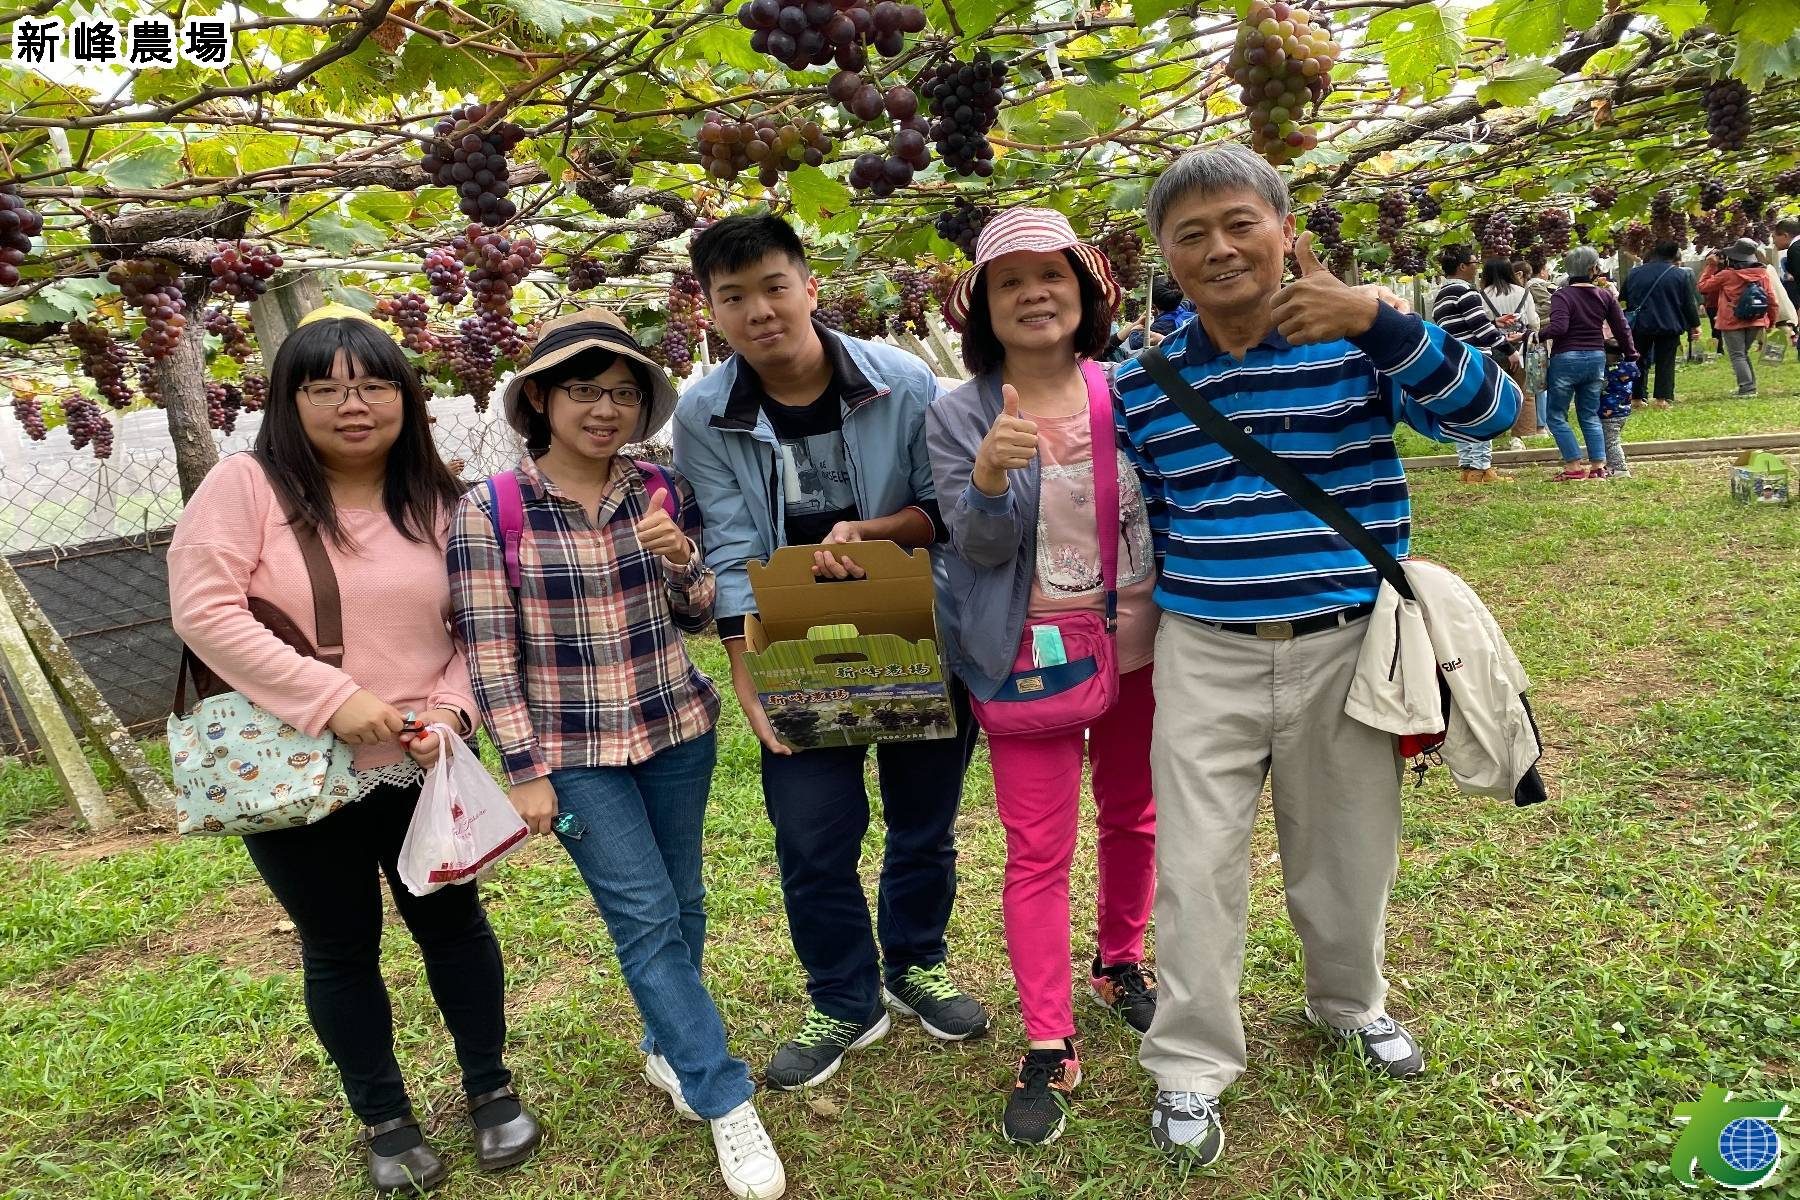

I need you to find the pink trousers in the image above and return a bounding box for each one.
[985,665,1157,1041]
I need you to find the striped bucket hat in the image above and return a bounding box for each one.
[941,207,1123,332]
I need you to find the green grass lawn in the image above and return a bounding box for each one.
[1,460,1797,1198]
[1393,352,1800,459]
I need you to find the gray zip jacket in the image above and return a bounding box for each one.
[672,320,949,631]
[924,371,1046,702]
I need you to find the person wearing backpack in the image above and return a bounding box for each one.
[1622,242,1701,410]
[1429,246,1511,484]
[1699,238,1777,396]
[445,308,787,1200]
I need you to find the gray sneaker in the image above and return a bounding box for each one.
[1305,1005,1425,1078]
[1149,1090,1223,1165]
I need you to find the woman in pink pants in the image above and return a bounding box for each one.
[925,208,1159,1146]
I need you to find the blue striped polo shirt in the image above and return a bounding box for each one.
[1113,302,1520,623]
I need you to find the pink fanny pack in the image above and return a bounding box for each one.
[968,359,1120,739]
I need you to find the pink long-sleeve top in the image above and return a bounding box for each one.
[168,452,478,773]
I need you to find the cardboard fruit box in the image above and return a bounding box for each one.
[744,541,956,751]
[1730,450,1792,506]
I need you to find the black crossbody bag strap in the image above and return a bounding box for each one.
[1138,348,1416,603]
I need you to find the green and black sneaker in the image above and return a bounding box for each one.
[882,962,990,1041]
[765,1007,891,1090]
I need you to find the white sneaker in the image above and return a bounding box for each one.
[1507,436,1526,452]
[643,1050,701,1121]
[711,1100,786,1199]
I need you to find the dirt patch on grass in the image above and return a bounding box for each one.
[1,803,176,863]
[16,882,295,998]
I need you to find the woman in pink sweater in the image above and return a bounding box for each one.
[168,313,540,1193]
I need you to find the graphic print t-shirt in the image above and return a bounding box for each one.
[1024,407,1158,673]
[761,378,861,546]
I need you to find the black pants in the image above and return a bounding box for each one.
[759,684,978,1024]
[1632,332,1681,401]
[243,782,511,1126]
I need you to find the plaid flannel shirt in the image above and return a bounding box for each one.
[448,455,720,785]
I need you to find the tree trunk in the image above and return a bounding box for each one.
[248,269,325,365]
[162,276,218,501]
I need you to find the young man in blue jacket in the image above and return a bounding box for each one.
[672,215,987,1092]
[1114,144,1521,1166]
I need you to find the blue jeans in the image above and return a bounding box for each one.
[1456,439,1493,469]
[550,730,753,1119]
[1546,350,1606,463]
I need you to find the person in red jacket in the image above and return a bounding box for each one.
[1698,238,1776,396]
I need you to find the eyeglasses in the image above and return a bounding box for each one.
[555,382,645,408]
[299,380,403,407]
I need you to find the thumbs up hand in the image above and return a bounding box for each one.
[635,485,693,566]
[972,384,1040,497]
[1270,230,1387,346]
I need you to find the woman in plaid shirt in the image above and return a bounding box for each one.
[448,309,786,1200]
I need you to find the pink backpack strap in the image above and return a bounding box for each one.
[635,460,679,520]
[1081,358,1120,632]
[485,470,525,591]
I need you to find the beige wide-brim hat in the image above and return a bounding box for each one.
[941,207,1123,332]
[501,307,680,442]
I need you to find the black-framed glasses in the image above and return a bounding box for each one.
[555,382,645,408]
[299,380,404,407]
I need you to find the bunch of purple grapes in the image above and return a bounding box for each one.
[1099,228,1147,290]
[204,306,254,360]
[934,198,992,258]
[1535,208,1573,255]
[1305,201,1343,249]
[420,102,527,227]
[64,394,111,457]
[208,240,282,300]
[0,184,44,289]
[700,113,833,188]
[424,245,468,307]
[11,392,46,440]
[1478,211,1515,261]
[242,374,268,412]
[107,259,188,361]
[737,0,926,71]
[566,256,606,291]
[376,293,439,354]
[443,317,498,410]
[456,224,541,321]
[660,270,707,377]
[919,51,1008,178]
[1702,80,1750,151]
[68,320,134,409]
[894,267,932,337]
[1376,191,1408,248]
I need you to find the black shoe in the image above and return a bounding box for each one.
[1089,958,1158,1036]
[882,963,990,1041]
[468,1085,543,1172]
[1002,1041,1080,1145]
[360,1116,448,1195]
[1305,1005,1426,1079]
[766,1007,891,1089]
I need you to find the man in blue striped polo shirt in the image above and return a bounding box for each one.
[1117,144,1520,1166]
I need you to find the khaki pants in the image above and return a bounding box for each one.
[1140,613,1402,1096]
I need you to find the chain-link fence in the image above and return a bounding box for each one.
[0,396,546,557]
[0,394,671,751]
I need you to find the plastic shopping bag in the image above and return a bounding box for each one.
[398,724,529,897]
